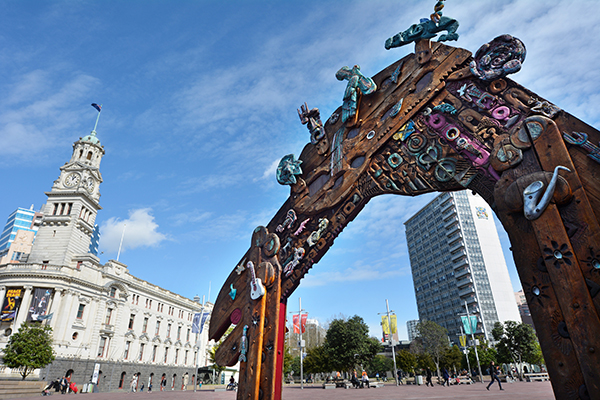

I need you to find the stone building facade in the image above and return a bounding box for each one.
[0,124,213,392]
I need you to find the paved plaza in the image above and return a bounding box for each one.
[19,381,554,400]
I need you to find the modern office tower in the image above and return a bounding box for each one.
[89,224,101,256]
[0,207,42,252]
[515,289,534,328]
[405,191,521,344]
[406,319,419,342]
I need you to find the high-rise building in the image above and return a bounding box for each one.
[515,290,534,328]
[0,122,214,391]
[405,191,521,344]
[406,319,419,342]
[0,206,42,258]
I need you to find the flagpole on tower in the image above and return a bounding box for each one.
[91,103,102,133]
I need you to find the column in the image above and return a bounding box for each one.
[13,286,33,330]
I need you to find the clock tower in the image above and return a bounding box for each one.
[29,124,105,266]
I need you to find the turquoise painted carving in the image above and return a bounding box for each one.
[229,284,237,300]
[336,65,377,124]
[391,62,403,83]
[388,153,403,168]
[307,218,329,247]
[298,103,326,144]
[563,131,600,164]
[470,35,526,81]
[276,154,303,185]
[390,99,404,117]
[385,16,459,50]
[433,103,457,115]
[239,325,248,362]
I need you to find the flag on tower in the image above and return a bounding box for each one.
[91,103,102,112]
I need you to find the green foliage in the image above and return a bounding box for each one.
[395,350,416,374]
[492,321,540,379]
[2,324,55,380]
[415,320,449,377]
[283,344,294,375]
[441,345,463,372]
[466,338,497,370]
[415,352,435,371]
[303,344,330,374]
[323,315,382,373]
[365,354,393,376]
[208,326,234,376]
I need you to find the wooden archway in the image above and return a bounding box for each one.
[208,32,600,400]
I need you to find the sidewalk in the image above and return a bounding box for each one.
[16,380,555,400]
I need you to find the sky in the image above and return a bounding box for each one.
[2,0,600,341]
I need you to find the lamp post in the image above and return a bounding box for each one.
[459,301,483,383]
[289,298,306,389]
[378,299,399,386]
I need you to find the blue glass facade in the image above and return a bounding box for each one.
[0,207,39,251]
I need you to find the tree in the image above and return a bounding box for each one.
[441,345,463,372]
[466,338,496,374]
[395,350,416,375]
[303,344,330,374]
[416,320,449,379]
[492,321,539,380]
[323,315,382,373]
[2,323,55,380]
[283,344,295,376]
[365,354,393,376]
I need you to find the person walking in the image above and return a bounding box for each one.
[487,361,504,391]
[130,375,138,392]
[442,368,450,386]
[160,376,166,392]
[425,368,433,387]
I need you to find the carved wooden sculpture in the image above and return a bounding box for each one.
[209,10,600,400]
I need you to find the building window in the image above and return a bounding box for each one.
[167,324,171,338]
[109,287,117,298]
[174,349,179,364]
[76,304,85,319]
[105,309,113,325]
[177,326,181,340]
[67,203,73,215]
[186,328,190,342]
[142,317,149,333]
[184,350,188,365]
[124,342,131,360]
[128,314,135,330]
[52,204,58,215]
[164,347,169,363]
[139,343,145,361]
[118,372,126,389]
[97,337,107,357]
[152,345,158,362]
[155,321,161,336]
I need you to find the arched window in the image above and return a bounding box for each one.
[118,372,126,389]
[87,151,93,160]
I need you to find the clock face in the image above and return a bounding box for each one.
[64,173,81,187]
[85,178,95,192]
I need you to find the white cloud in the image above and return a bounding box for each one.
[257,158,280,182]
[99,208,168,254]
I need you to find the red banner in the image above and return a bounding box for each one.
[292,314,300,334]
[301,313,308,333]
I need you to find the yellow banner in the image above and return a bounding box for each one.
[459,335,466,347]
[381,315,397,335]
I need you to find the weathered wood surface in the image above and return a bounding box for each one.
[209,37,600,400]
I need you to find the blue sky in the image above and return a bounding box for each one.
[2,0,600,340]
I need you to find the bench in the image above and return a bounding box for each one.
[371,382,384,388]
[525,373,549,382]
[455,376,473,385]
[322,383,336,389]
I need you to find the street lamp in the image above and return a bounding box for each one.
[378,299,399,386]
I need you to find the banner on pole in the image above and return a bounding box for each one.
[461,316,478,334]
[1,288,23,322]
[27,288,53,322]
[301,313,308,333]
[192,312,202,333]
[199,312,210,334]
[292,314,300,334]
[459,335,467,347]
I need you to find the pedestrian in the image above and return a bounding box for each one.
[140,383,144,392]
[425,368,433,387]
[361,371,369,388]
[486,361,504,391]
[183,373,189,391]
[59,376,68,394]
[160,376,166,392]
[442,368,450,386]
[130,375,138,392]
